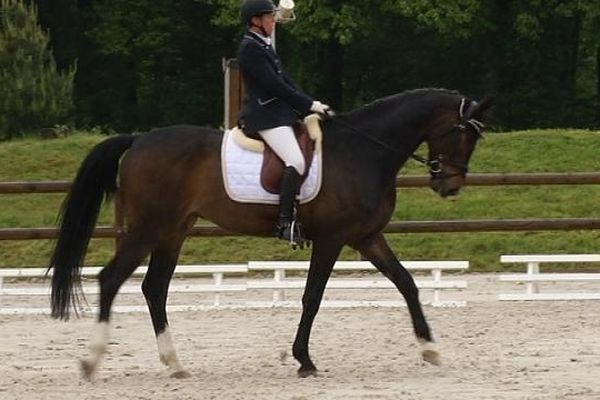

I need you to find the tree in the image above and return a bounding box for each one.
[33,0,600,131]
[385,0,600,129]
[87,0,238,131]
[0,0,75,138]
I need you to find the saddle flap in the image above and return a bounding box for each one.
[260,121,315,194]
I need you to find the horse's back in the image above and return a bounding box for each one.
[118,125,226,225]
[134,124,222,150]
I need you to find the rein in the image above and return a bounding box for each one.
[323,112,400,154]
[324,98,485,179]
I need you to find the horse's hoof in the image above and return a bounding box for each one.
[170,369,192,379]
[80,359,96,380]
[422,349,441,366]
[297,367,318,378]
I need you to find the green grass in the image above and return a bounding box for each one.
[1,130,599,271]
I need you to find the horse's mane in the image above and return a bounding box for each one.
[341,88,460,120]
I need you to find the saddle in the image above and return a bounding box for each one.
[242,121,316,194]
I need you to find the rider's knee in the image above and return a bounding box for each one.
[287,157,305,176]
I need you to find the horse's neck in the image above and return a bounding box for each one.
[324,118,419,185]
[339,105,429,175]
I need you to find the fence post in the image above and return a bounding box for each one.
[213,272,224,306]
[273,268,286,302]
[526,262,540,294]
[223,58,244,130]
[431,268,442,305]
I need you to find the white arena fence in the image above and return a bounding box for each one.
[0,261,468,315]
[498,254,600,301]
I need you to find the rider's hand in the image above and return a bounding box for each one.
[310,101,331,115]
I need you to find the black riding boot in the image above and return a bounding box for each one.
[276,166,308,248]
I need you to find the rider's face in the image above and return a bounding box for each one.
[252,12,276,36]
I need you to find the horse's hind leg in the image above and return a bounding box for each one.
[292,237,343,377]
[80,232,153,379]
[353,233,440,366]
[142,237,190,379]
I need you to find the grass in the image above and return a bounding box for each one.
[1,129,599,271]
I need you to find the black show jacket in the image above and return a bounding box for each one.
[237,31,313,132]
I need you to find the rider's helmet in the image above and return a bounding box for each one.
[240,0,277,25]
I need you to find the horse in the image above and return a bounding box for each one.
[47,88,493,379]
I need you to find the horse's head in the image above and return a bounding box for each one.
[422,96,494,197]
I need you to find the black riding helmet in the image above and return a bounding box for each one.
[240,0,278,25]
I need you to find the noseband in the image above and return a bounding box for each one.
[411,98,485,179]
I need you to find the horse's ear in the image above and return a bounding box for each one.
[467,95,494,120]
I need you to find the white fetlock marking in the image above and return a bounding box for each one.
[84,321,110,373]
[157,327,185,371]
[420,341,438,353]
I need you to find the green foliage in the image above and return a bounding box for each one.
[383,0,483,38]
[32,1,600,131]
[81,0,238,131]
[0,0,75,139]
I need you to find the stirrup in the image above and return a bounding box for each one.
[277,220,310,250]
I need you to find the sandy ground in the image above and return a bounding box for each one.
[1,274,599,400]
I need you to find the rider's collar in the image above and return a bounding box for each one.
[247,29,272,46]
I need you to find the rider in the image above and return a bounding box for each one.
[237,0,330,244]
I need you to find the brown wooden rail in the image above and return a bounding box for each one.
[2,173,600,194]
[2,218,600,241]
[1,173,599,241]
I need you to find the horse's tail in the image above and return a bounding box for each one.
[47,134,136,320]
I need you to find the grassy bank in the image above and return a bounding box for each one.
[1,129,599,271]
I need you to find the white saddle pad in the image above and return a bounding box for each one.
[221,116,323,205]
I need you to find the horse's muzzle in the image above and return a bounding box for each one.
[430,176,463,198]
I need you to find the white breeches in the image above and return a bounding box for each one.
[258,126,305,175]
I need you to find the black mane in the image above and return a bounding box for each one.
[342,88,460,120]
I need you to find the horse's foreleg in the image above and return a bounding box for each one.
[142,239,190,379]
[353,233,440,366]
[80,233,152,380]
[292,238,343,377]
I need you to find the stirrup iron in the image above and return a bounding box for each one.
[287,220,310,250]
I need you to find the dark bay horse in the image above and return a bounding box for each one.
[48,88,493,379]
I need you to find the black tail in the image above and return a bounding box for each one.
[47,135,136,320]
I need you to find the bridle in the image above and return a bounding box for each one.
[326,98,485,179]
[411,98,485,179]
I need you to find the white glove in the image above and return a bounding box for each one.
[310,101,331,114]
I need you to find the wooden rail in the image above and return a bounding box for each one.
[0,261,468,313]
[2,218,600,241]
[1,173,599,241]
[2,172,600,194]
[498,254,600,301]
[395,172,600,187]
